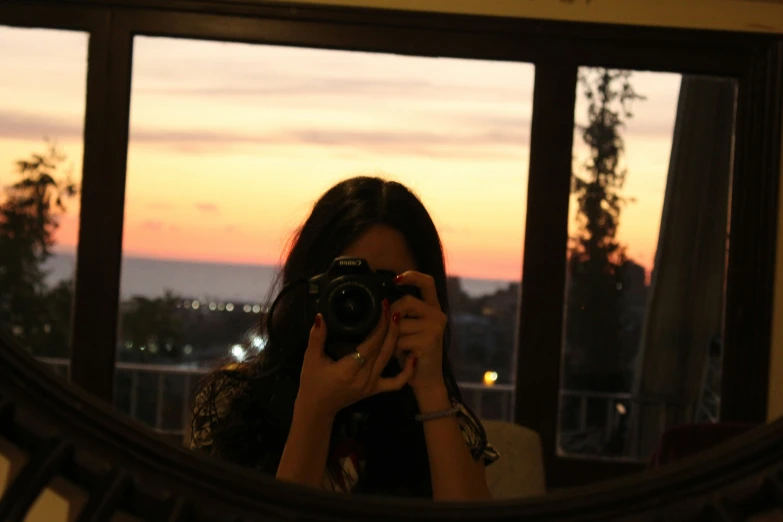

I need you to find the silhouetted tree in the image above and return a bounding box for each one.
[120,291,186,362]
[42,278,77,356]
[0,141,77,357]
[565,69,645,392]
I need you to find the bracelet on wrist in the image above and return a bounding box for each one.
[415,401,460,422]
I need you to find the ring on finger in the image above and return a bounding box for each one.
[351,351,366,366]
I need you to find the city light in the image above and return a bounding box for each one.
[183,344,193,355]
[616,403,627,415]
[483,371,498,386]
[251,335,266,351]
[177,301,263,313]
[231,344,246,361]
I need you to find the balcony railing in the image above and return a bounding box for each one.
[37,356,517,424]
[36,357,646,460]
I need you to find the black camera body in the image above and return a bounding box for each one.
[306,257,420,360]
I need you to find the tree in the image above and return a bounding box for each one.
[0,141,77,356]
[120,291,187,362]
[564,69,645,391]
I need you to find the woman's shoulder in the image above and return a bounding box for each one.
[190,362,252,451]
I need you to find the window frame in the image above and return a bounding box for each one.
[1,0,780,489]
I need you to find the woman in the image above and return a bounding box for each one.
[191,176,498,500]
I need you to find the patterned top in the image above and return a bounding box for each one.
[191,380,499,493]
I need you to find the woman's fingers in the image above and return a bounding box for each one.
[370,310,399,378]
[389,295,429,320]
[305,314,327,360]
[373,354,416,394]
[396,317,428,336]
[395,271,440,308]
[395,333,427,354]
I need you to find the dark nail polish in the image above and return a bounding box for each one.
[392,312,400,324]
[393,274,403,284]
[314,315,322,328]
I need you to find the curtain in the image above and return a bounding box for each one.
[630,75,737,459]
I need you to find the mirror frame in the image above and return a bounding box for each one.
[2,329,783,520]
[0,0,781,507]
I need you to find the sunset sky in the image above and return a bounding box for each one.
[0,26,680,282]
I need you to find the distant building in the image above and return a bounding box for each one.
[449,281,520,384]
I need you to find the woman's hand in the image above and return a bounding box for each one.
[390,271,448,395]
[295,300,416,419]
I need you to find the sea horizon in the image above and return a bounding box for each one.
[43,252,517,303]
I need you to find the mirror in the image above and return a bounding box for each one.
[1,0,780,514]
[0,24,764,500]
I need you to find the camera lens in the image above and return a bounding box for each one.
[331,284,373,328]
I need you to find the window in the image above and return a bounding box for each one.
[2,2,777,491]
[114,35,534,436]
[558,68,736,461]
[0,25,88,378]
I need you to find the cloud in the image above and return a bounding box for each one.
[55,121,475,159]
[290,128,528,148]
[140,220,164,231]
[134,77,532,105]
[0,110,83,141]
[0,106,679,162]
[129,124,532,159]
[195,203,219,214]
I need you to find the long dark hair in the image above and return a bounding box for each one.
[191,176,486,497]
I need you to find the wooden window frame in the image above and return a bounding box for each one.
[1,0,780,489]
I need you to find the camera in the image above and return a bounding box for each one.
[306,257,421,360]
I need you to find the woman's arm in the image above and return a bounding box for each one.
[275,399,334,488]
[416,384,493,501]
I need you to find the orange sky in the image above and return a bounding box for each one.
[0,27,680,282]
